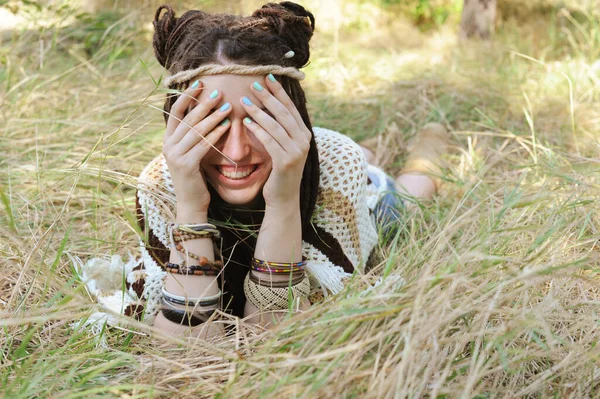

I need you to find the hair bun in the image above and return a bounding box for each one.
[153,5,211,71]
[278,1,315,31]
[252,1,315,68]
[153,5,177,68]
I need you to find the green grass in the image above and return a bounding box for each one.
[1,0,600,397]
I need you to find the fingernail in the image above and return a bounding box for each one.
[267,74,276,82]
[244,117,252,124]
[219,102,231,112]
[191,80,200,89]
[242,96,253,106]
[210,89,219,99]
[253,82,263,91]
[220,118,230,126]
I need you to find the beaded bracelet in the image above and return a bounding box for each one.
[250,258,306,274]
[161,287,221,307]
[168,223,221,266]
[166,261,223,276]
[171,244,222,267]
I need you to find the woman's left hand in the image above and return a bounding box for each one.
[240,75,312,208]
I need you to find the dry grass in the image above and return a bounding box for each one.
[1,0,600,397]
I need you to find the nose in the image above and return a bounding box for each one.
[216,119,252,163]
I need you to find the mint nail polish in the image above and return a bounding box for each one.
[242,97,253,106]
[253,82,263,91]
[210,89,219,99]
[219,102,231,112]
[221,118,230,126]
[191,80,200,89]
[244,117,252,124]
[267,74,276,82]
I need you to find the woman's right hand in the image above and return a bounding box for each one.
[162,81,232,218]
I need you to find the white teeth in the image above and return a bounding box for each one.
[218,166,255,180]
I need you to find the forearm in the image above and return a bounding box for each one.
[253,200,303,264]
[244,200,308,323]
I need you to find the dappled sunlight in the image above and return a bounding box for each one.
[0,8,25,31]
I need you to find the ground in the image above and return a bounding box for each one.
[1,0,600,397]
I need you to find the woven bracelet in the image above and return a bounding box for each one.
[243,273,310,310]
[249,272,306,288]
[175,223,221,240]
[166,261,223,276]
[161,287,221,307]
[168,223,221,251]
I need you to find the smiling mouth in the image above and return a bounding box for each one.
[216,164,259,180]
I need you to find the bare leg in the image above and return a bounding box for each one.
[395,173,437,200]
[395,123,449,201]
[360,144,376,165]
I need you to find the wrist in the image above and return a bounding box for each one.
[176,208,209,224]
[264,198,300,215]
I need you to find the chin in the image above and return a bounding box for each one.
[215,187,262,206]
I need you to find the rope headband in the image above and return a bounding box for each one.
[163,63,306,87]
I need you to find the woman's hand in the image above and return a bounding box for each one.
[163,81,232,218]
[240,75,312,208]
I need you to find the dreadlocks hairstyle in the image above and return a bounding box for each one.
[151,2,353,316]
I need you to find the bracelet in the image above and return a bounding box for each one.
[168,223,221,266]
[161,287,221,307]
[166,261,223,276]
[173,230,215,242]
[243,273,310,310]
[173,244,203,263]
[249,272,306,288]
[173,243,220,266]
[161,297,219,312]
[171,223,221,240]
[250,258,306,274]
[160,302,216,327]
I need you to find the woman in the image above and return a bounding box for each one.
[81,1,449,337]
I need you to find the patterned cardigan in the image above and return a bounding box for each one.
[79,127,384,325]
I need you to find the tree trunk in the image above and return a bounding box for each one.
[460,0,497,40]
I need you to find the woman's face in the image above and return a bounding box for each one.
[195,74,272,206]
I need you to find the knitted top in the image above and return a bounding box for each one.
[79,127,386,325]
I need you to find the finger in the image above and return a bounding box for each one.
[170,89,225,144]
[185,121,231,160]
[250,80,304,142]
[242,117,286,161]
[166,80,203,137]
[176,104,232,154]
[240,96,294,151]
[263,75,311,140]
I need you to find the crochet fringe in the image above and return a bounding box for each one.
[71,253,141,327]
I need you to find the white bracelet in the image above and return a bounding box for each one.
[161,287,222,306]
